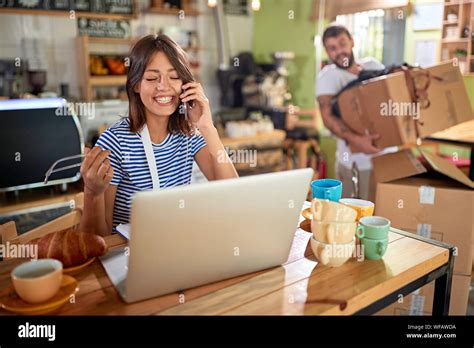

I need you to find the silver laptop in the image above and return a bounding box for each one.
[100,168,313,303]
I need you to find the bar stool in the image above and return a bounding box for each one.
[283,106,321,176]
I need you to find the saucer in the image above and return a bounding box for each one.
[299,219,311,233]
[301,207,312,220]
[63,257,96,274]
[0,275,79,315]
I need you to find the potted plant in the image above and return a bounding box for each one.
[454,49,468,73]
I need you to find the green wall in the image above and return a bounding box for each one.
[252,0,338,177]
[404,0,474,109]
[464,77,474,109]
[252,0,317,108]
[403,0,443,64]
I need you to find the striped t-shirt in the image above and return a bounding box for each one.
[95,118,207,227]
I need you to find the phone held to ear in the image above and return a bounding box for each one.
[182,101,188,121]
[180,85,194,122]
[181,100,194,121]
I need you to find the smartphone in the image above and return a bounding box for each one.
[180,87,194,120]
[182,101,188,121]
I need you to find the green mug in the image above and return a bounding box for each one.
[361,237,388,260]
[356,216,390,240]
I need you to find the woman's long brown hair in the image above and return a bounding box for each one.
[126,34,195,135]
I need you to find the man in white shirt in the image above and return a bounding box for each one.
[316,24,385,200]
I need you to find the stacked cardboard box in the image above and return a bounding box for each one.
[336,60,474,315]
[337,62,474,314]
[376,275,471,316]
[373,148,473,315]
[427,121,474,268]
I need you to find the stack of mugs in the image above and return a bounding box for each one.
[309,179,390,267]
[355,216,391,260]
[339,199,390,260]
[310,199,358,267]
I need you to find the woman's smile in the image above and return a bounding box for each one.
[153,95,176,107]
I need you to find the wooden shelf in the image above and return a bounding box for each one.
[441,0,474,75]
[87,37,134,45]
[0,7,136,20]
[89,76,126,86]
[442,38,470,42]
[147,7,200,16]
[147,0,200,16]
[76,36,129,101]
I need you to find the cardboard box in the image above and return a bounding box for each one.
[375,274,471,316]
[373,148,473,276]
[428,121,474,269]
[337,62,473,150]
[412,140,472,163]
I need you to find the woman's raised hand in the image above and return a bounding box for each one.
[80,147,114,197]
[180,82,214,132]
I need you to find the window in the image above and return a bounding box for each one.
[335,8,406,66]
[336,9,385,63]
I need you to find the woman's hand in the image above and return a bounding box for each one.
[180,82,214,132]
[80,147,114,197]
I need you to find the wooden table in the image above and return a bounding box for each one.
[429,119,474,144]
[0,203,455,316]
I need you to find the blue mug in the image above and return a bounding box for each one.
[311,179,343,202]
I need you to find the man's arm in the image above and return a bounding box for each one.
[316,95,381,154]
[317,95,354,140]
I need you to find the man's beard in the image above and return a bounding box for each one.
[334,52,355,70]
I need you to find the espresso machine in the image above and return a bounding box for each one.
[0,59,47,98]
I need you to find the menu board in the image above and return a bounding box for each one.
[77,18,131,38]
[0,0,134,15]
[223,0,248,16]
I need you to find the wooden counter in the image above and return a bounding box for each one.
[220,130,286,148]
[0,203,455,316]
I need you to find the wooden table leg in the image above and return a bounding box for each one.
[309,138,320,180]
[283,139,295,170]
[432,247,455,316]
[295,140,308,169]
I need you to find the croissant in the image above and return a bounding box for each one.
[31,229,108,268]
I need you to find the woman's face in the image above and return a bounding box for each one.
[136,51,183,118]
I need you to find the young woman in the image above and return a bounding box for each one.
[79,34,238,236]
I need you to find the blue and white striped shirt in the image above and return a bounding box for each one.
[95,118,207,227]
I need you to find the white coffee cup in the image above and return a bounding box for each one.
[310,237,355,267]
[311,199,358,222]
[11,259,63,304]
[311,220,358,244]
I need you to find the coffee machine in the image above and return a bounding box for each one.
[0,59,49,98]
[0,59,31,98]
